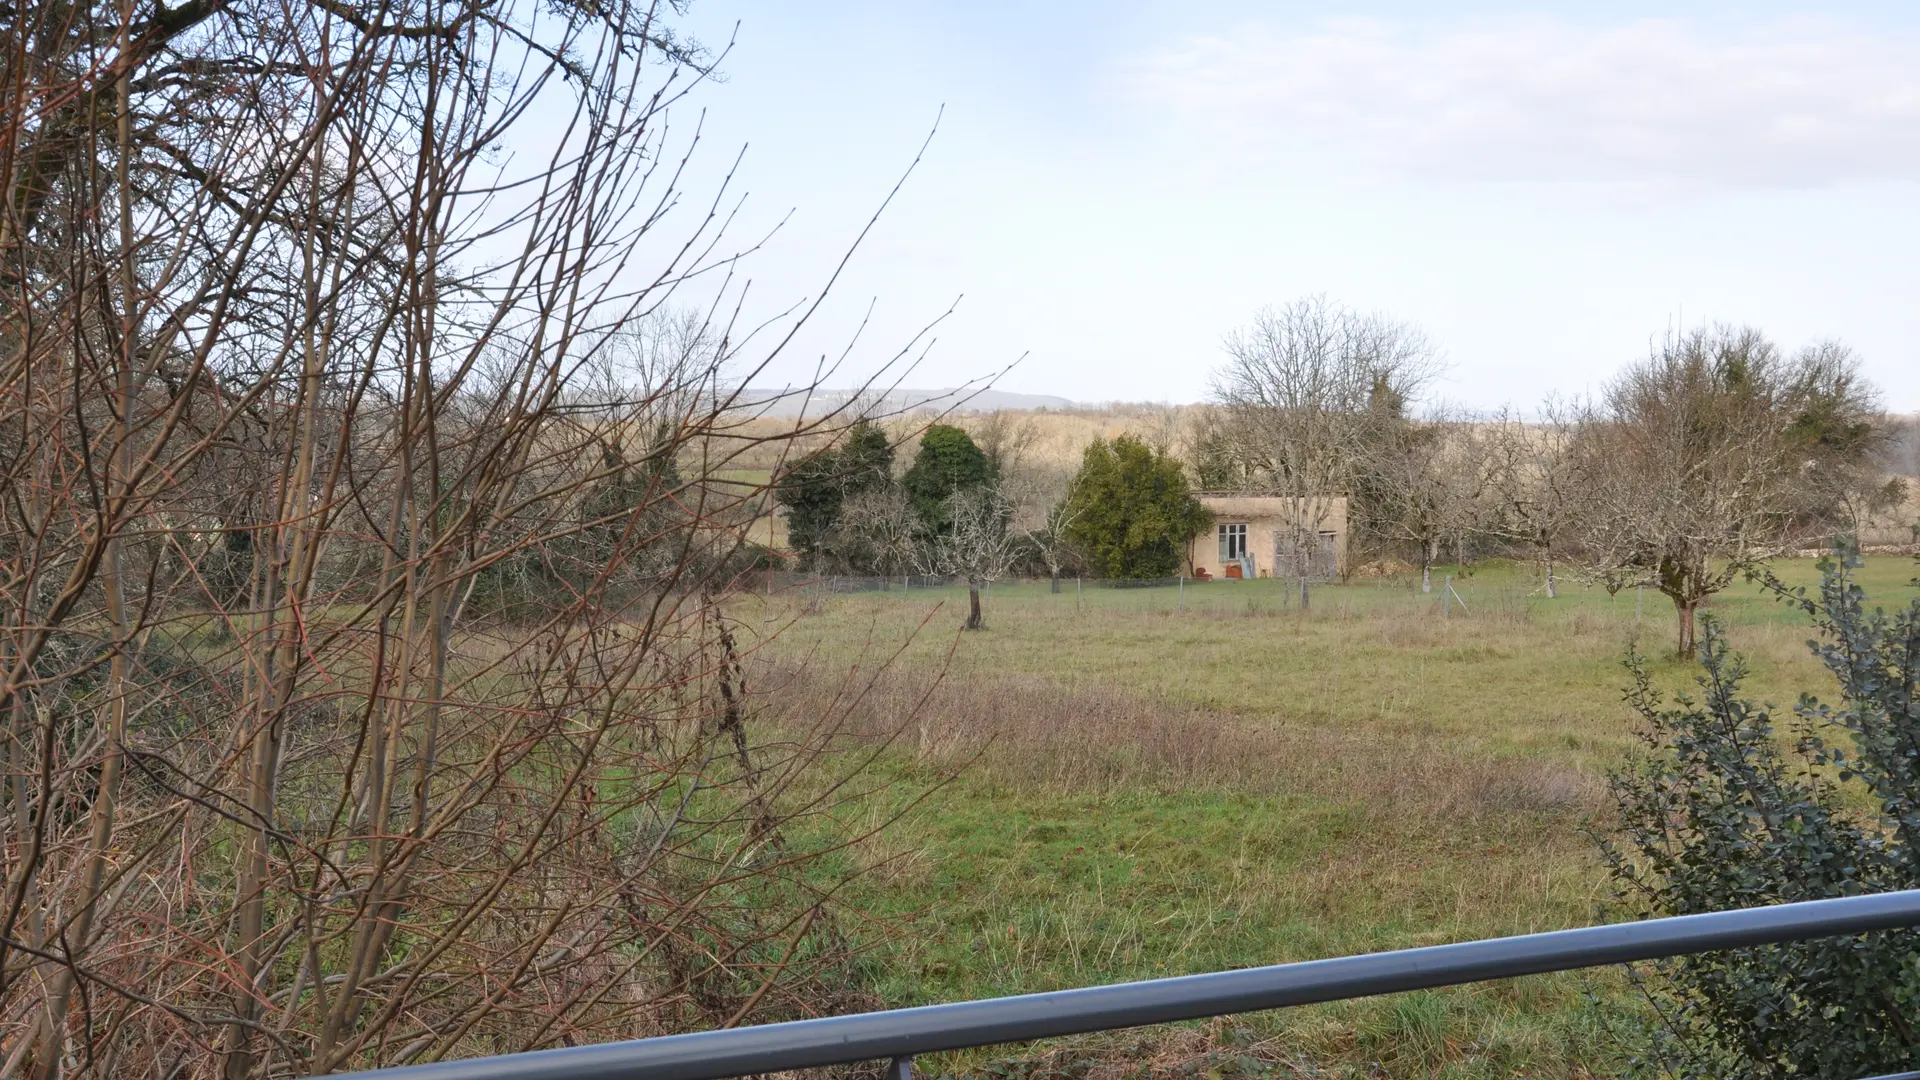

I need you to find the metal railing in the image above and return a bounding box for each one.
[341,890,1920,1080]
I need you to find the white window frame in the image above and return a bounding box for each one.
[1218,523,1248,563]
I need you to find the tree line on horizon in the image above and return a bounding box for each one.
[776,297,1909,657]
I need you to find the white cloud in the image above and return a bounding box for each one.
[1123,16,1920,189]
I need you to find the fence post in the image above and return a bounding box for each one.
[1178,575,1184,610]
[1443,575,1451,618]
[1076,575,1082,612]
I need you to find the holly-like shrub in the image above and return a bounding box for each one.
[1603,549,1920,1078]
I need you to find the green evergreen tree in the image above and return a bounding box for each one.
[774,420,896,566]
[1061,436,1211,579]
[838,420,895,500]
[1190,429,1250,491]
[902,424,993,535]
[774,450,843,563]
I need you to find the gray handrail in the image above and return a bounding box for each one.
[338,890,1920,1080]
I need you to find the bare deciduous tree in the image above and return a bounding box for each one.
[1571,326,1883,656]
[832,485,922,584]
[1025,496,1084,594]
[0,2,929,1075]
[1485,402,1586,598]
[1360,407,1491,593]
[928,486,1023,630]
[965,410,1041,482]
[1210,296,1441,607]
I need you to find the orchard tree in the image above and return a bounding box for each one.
[1573,326,1884,657]
[1061,436,1211,579]
[1026,497,1085,593]
[930,485,1023,630]
[1485,403,1585,598]
[831,485,921,582]
[1360,409,1490,592]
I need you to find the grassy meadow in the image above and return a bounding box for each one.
[741,557,1920,1078]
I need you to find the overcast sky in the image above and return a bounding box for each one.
[656,1,1920,411]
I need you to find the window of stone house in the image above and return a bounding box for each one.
[1218,523,1247,563]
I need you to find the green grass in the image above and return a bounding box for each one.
[752,556,1920,1077]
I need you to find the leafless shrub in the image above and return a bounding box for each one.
[0,1,930,1074]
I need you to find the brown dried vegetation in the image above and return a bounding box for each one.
[763,661,1601,825]
[0,0,924,1074]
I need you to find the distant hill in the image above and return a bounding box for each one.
[730,387,1074,419]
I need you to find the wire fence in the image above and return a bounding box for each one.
[729,565,1920,640]
[746,572,1371,594]
[740,569,1700,626]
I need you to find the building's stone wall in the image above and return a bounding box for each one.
[1186,495,1348,578]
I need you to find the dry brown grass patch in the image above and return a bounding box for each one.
[756,661,1604,829]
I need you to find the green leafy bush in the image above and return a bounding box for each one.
[1602,549,1920,1078]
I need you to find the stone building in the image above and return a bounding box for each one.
[1186,494,1349,580]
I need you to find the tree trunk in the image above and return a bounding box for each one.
[1050,570,1060,594]
[1294,535,1311,610]
[1543,551,1557,599]
[1675,596,1698,659]
[1421,539,1434,593]
[965,583,984,630]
